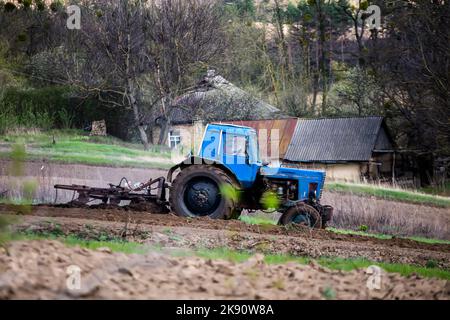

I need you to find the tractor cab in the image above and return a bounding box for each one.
[199,123,261,188]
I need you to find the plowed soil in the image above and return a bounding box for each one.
[0,240,449,300]
[2,204,450,268]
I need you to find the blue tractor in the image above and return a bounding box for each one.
[55,123,333,228]
[167,123,333,228]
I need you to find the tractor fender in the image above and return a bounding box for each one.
[167,156,242,188]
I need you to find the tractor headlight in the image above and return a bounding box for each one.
[277,187,284,196]
[308,183,318,201]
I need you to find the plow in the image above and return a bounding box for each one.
[54,176,169,213]
[54,123,333,228]
[55,177,167,206]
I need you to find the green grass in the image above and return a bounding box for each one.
[0,130,173,169]
[239,215,450,245]
[10,232,148,254]
[326,182,450,208]
[9,233,450,280]
[420,182,450,197]
[239,215,277,226]
[194,247,450,280]
[327,227,450,245]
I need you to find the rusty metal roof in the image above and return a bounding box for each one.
[284,117,391,162]
[222,118,298,159]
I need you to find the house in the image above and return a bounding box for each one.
[282,117,396,182]
[152,70,287,151]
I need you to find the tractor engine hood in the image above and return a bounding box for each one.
[259,166,327,200]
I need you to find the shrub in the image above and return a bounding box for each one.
[359,225,369,232]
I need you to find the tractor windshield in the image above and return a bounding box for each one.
[248,131,260,163]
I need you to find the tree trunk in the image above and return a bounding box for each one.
[129,82,150,150]
[158,118,170,146]
[132,102,150,151]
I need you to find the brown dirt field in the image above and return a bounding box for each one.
[0,240,448,300]
[2,205,450,268]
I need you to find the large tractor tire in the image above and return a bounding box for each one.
[278,203,322,229]
[169,165,240,219]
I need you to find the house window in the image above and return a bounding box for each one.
[168,130,181,148]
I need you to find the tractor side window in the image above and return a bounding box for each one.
[224,134,246,157]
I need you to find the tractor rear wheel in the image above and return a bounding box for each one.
[169,165,239,219]
[278,204,322,229]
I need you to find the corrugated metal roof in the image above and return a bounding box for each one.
[284,117,386,162]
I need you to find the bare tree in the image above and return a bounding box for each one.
[144,0,225,144]
[55,0,153,148]
[56,0,224,148]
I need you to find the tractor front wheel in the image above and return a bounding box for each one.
[278,204,322,229]
[169,165,239,219]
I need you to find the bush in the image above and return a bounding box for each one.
[359,225,369,232]
[0,85,135,140]
[0,86,73,133]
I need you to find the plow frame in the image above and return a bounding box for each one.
[54,176,167,206]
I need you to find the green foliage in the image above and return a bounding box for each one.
[321,287,336,300]
[0,216,11,248]
[359,1,369,10]
[296,0,352,25]
[326,66,381,117]
[220,184,240,203]
[0,86,72,133]
[10,143,26,176]
[426,260,438,269]
[234,0,256,18]
[57,109,75,129]
[285,2,301,23]
[22,0,32,9]
[239,215,276,226]
[49,0,62,12]
[327,227,450,245]
[358,225,369,232]
[35,0,45,11]
[260,191,280,210]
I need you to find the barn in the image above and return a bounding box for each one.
[282,117,396,182]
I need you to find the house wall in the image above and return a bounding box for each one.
[153,121,205,154]
[283,153,394,182]
[283,162,362,182]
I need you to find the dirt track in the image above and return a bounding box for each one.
[2,204,450,268]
